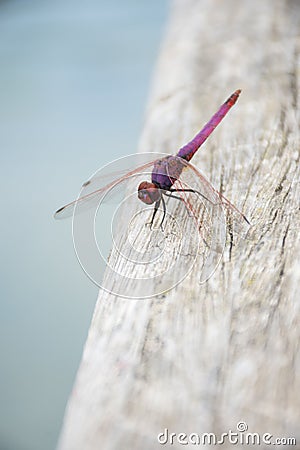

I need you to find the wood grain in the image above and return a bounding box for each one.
[58,0,300,448]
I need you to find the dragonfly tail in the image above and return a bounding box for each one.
[177,89,241,162]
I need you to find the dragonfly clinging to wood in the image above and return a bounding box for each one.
[55,89,250,230]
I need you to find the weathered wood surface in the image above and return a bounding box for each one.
[58,0,300,448]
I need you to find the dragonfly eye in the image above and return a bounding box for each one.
[138,181,161,205]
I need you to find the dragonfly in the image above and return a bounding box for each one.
[55,89,250,231]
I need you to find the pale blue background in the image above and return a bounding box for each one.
[0,1,167,448]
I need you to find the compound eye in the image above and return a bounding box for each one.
[138,189,153,204]
[138,182,160,205]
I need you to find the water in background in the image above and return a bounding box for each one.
[0,1,167,448]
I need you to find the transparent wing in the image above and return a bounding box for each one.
[165,157,250,242]
[183,160,251,234]
[163,157,250,282]
[54,154,167,220]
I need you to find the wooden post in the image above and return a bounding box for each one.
[58,0,300,448]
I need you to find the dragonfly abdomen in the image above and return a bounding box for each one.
[177,89,241,162]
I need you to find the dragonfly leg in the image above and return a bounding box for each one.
[159,196,166,230]
[146,199,161,229]
[169,188,213,204]
[164,192,183,201]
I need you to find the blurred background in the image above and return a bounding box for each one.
[0,0,167,449]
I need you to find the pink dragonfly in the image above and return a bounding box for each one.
[55,89,250,230]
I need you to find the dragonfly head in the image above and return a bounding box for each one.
[138,181,161,205]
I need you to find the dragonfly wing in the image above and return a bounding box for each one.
[54,154,167,220]
[165,157,250,248]
[54,187,112,220]
[184,160,251,235]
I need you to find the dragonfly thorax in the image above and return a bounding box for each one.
[138,181,162,205]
